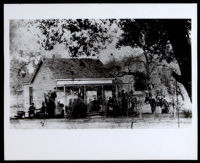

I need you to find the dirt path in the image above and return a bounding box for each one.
[10,117,192,129]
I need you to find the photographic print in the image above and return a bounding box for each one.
[4,4,197,160]
[9,18,192,129]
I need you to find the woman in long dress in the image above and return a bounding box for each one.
[154,97,162,119]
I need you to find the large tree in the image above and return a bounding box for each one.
[10,19,118,93]
[164,20,191,100]
[10,57,31,94]
[31,19,116,57]
[117,19,191,100]
[24,19,191,100]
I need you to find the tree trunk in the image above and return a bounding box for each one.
[170,37,191,101]
[166,21,192,101]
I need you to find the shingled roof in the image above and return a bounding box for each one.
[30,58,112,83]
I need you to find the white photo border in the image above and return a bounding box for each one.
[4,3,198,160]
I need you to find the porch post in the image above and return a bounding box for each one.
[84,85,86,104]
[56,85,58,104]
[102,85,106,116]
[64,85,66,117]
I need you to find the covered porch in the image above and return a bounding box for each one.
[55,78,114,115]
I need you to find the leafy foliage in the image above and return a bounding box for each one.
[32,19,116,57]
[10,58,30,94]
[183,110,192,118]
[117,19,190,62]
[117,19,192,99]
[134,71,147,91]
[117,19,170,61]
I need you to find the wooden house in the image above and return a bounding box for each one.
[23,58,115,114]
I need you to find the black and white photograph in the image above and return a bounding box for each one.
[4,3,198,160]
[9,18,193,129]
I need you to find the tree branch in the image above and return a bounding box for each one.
[171,71,183,84]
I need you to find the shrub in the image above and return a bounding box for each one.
[183,110,192,118]
[134,71,147,91]
[71,99,87,118]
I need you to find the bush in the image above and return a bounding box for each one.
[183,110,192,118]
[71,99,87,118]
[134,71,147,91]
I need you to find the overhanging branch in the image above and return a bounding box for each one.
[171,71,183,84]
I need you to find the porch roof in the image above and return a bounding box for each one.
[56,78,114,87]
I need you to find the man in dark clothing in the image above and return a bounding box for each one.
[40,102,46,113]
[92,97,101,111]
[107,97,114,110]
[48,88,57,117]
[150,98,156,113]
[29,103,36,118]
[107,97,114,116]
[121,90,127,112]
[51,88,57,101]
[44,93,51,116]
[48,99,55,117]
[162,98,169,113]
[72,98,87,118]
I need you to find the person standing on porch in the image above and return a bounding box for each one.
[51,88,57,101]
[49,88,57,117]
[121,89,127,112]
[107,97,114,113]
[149,97,156,114]
[28,103,36,118]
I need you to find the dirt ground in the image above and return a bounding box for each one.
[10,116,192,129]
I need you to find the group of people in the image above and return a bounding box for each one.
[106,90,138,116]
[28,88,57,118]
[106,90,170,116]
[70,98,87,118]
[85,89,138,116]
[28,87,170,118]
[44,88,57,117]
[28,102,46,118]
[145,94,169,114]
[117,89,138,111]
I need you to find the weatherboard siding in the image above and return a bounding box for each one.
[23,84,31,111]
[31,64,56,108]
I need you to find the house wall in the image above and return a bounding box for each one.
[10,93,24,107]
[23,84,31,111]
[10,92,24,118]
[31,65,56,109]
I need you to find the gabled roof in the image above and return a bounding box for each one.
[29,57,112,83]
[22,73,33,83]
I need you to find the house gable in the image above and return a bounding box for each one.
[24,57,114,108]
[31,63,56,108]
